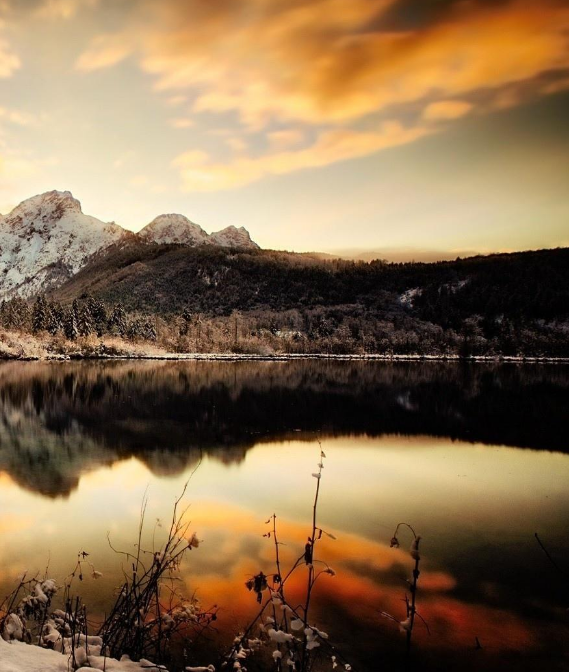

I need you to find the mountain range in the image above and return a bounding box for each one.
[0,190,259,299]
[1,189,568,358]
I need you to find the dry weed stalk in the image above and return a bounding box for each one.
[98,480,218,665]
[381,522,429,664]
[1,474,216,671]
[220,446,352,672]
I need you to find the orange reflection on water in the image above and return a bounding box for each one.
[1,435,568,668]
[174,499,542,657]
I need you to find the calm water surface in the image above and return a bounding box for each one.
[0,361,568,671]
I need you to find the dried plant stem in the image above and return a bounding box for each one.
[534,532,568,580]
[385,522,425,666]
[406,550,420,659]
[300,453,323,672]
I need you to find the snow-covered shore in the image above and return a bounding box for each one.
[1,326,567,363]
[0,638,166,672]
[7,352,569,363]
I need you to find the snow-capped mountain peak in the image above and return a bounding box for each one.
[209,225,259,249]
[0,190,128,299]
[4,190,82,226]
[138,215,259,250]
[0,190,260,299]
[138,213,209,246]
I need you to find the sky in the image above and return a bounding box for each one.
[0,0,568,258]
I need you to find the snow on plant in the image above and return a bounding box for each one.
[0,574,58,644]
[224,445,352,672]
[0,559,119,671]
[98,481,217,665]
[0,475,217,671]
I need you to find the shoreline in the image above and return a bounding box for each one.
[2,352,568,363]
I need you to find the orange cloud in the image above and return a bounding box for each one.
[173,121,430,190]
[70,0,569,190]
[75,33,132,72]
[267,129,305,152]
[0,37,19,78]
[422,100,473,121]
[541,76,569,96]
[34,0,99,20]
[77,0,569,127]
[174,500,547,659]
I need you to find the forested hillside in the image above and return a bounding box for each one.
[1,245,567,357]
[54,244,568,320]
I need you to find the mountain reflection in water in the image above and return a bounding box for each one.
[0,360,568,672]
[0,360,567,497]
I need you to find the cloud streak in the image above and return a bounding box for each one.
[75,32,132,71]
[422,100,473,122]
[0,36,19,78]
[34,0,99,20]
[173,121,430,191]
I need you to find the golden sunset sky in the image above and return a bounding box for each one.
[1,0,568,257]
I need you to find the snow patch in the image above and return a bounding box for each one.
[0,637,167,671]
[399,287,422,308]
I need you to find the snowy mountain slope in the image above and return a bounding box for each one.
[137,213,210,246]
[0,191,129,299]
[209,224,259,249]
[0,190,259,299]
[137,216,259,249]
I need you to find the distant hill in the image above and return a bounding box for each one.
[52,243,569,324]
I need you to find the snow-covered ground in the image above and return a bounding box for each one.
[0,637,167,672]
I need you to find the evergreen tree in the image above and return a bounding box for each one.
[50,302,65,331]
[142,319,157,342]
[108,304,127,337]
[180,308,192,336]
[12,298,31,330]
[63,308,78,341]
[126,317,143,341]
[76,303,94,337]
[45,303,61,336]
[32,296,48,333]
[86,296,107,337]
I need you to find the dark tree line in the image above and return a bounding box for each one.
[52,244,569,322]
[1,295,567,356]
[0,295,157,343]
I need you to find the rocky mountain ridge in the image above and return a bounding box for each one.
[0,190,259,299]
[138,213,258,249]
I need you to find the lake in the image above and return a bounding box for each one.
[0,360,568,671]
